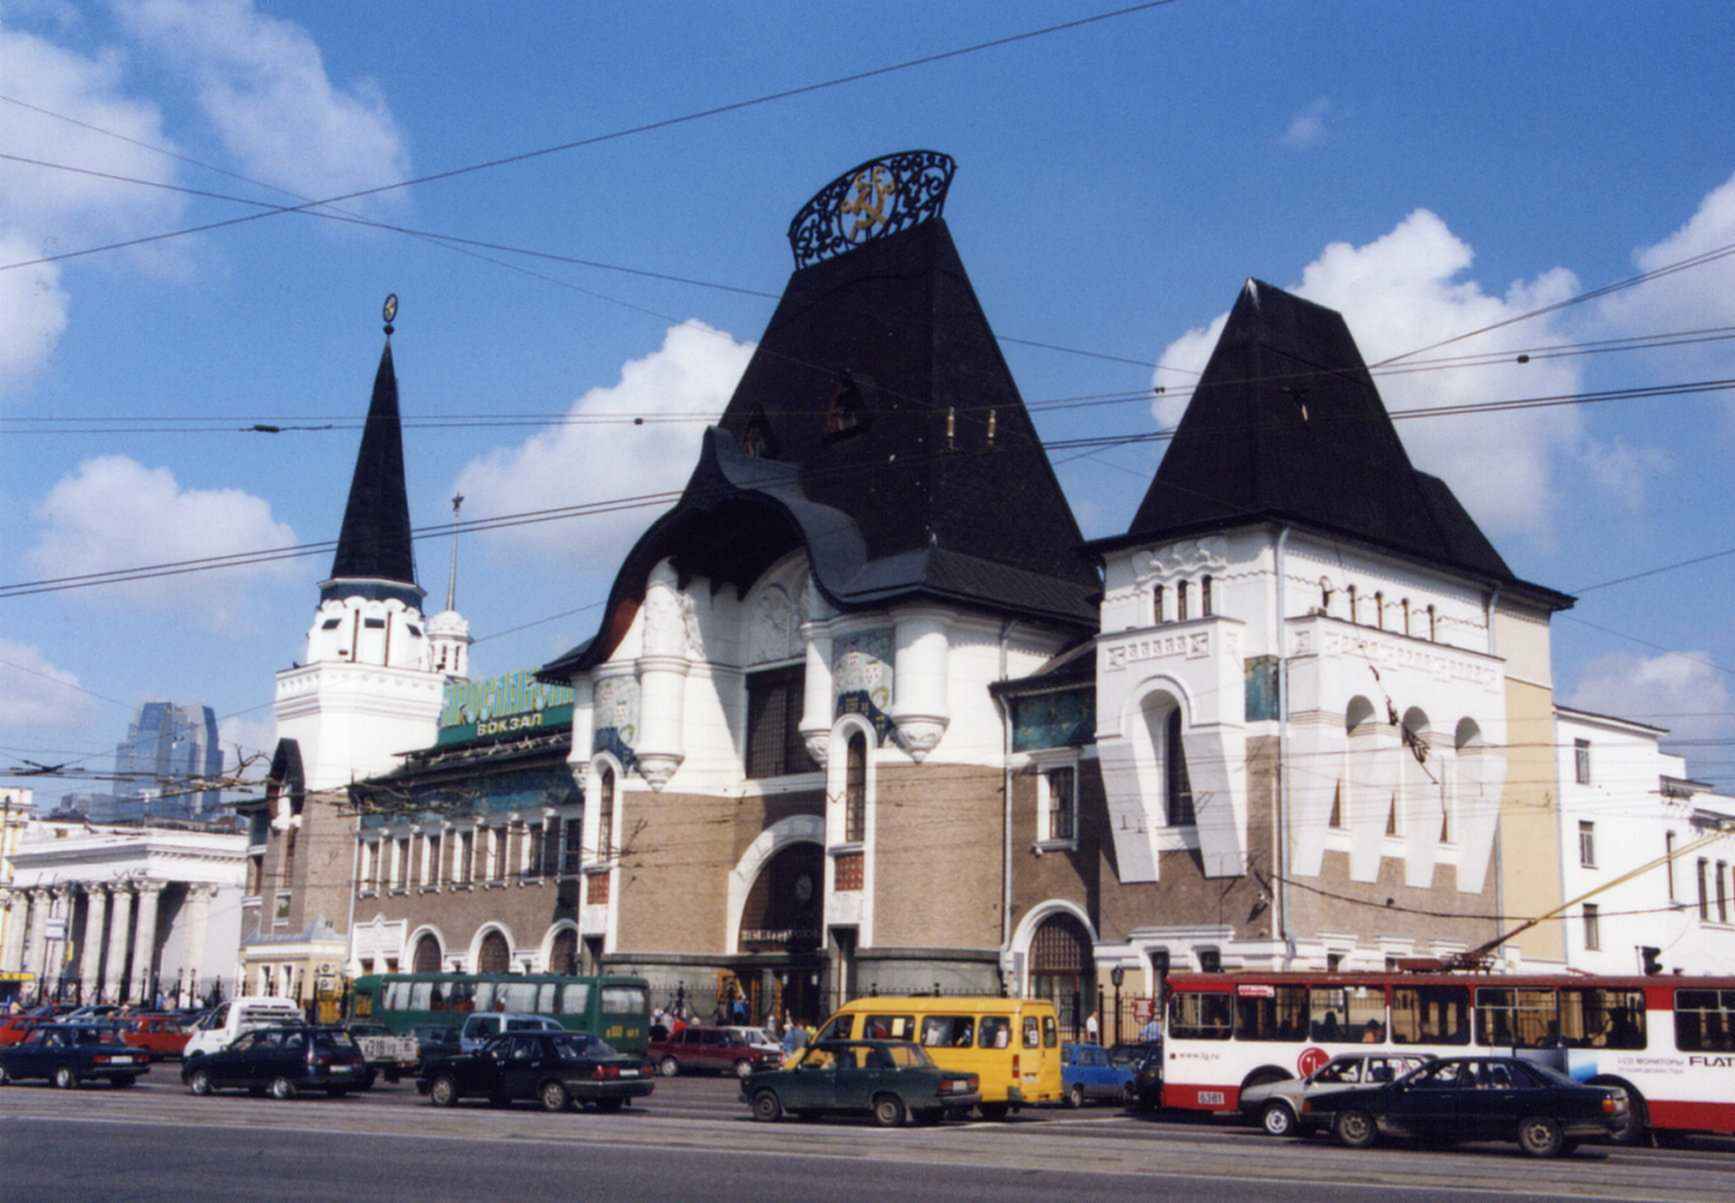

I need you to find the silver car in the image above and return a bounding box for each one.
[1241,1052,1434,1137]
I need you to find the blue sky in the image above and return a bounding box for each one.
[3,0,1734,807]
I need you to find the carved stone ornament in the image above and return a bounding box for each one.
[748,585,800,664]
[637,751,682,792]
[1142,536,1229,581]
[893,715,948,763]
[803,731,831,769]
[642,561,686,658]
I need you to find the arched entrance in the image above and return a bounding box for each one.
[411,933,442,974]
[477,929,511,974]
[548,928,578,975]
[739,841,824,1023]
[1030,911,1095,1038]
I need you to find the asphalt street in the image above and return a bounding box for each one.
[2,1072,1732,1202]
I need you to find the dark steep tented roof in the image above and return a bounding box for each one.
[1108,280,1570,608]
[543,213,1098,678]
[324,341,422,606]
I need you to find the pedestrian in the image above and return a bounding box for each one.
[1085,1010,1100,1043]
[1139,1013,1162,1043]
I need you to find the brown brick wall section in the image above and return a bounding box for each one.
[276,790,356,937]
[870,762,1003,949]
[1284,852,1499,952]
[353,876,582,966]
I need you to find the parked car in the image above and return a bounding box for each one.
[418,1031,653,1112]
[182,997,305,1059]
[1061,1041,1137,1107]
[1130,1050,1164,1112]
[0,1014,44,1048]
[182,1026,370,1100]
[725,1026,784,1059]
[1241,1052,1434,1138]
[1105,1040,1163,1070]
[61,1005,122,1025]
[651,1024,783,1079]
[742,1040,980,1127]
[457,1011,563,1054]
[120,1013,193,1061]
[0,1023,149,1088]
[1303,1056,1629,1157]
[347,1022,421,1082]
[412,1025,461,1062]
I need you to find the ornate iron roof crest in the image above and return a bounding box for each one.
[786,150,956,269]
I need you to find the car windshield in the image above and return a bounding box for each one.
[313,1033,359,1053]
[883,1044,934,1070]
[551,1035,616,1062]
[70,1027,110,1045]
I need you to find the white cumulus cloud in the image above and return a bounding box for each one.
[1565,650,1735,785]
[1282,97,1331,149]
[114,0,411,207]
[29,455,300,626]
[1602,168,1735,335]
[1152,209,1607,539]
[0,638,102,734]
[454,321,755,567]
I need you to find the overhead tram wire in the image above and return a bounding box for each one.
[0,2,1181,277]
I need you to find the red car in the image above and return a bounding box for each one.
[0,1015,43,1048]
[121,1014,191,1060]
[650,1025,783,1079]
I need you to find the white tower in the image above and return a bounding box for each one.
[426,493,473,680]
[273,310,444,791]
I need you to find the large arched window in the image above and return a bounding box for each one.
[412,933,442,974]
[1030,912,1095,1037]
[548,928,578,976]
[1165,708,1195,826]
[477,930,511,974]
[844,732,867,843]
[597,767,615,861]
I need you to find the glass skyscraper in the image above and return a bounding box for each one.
[102,702,225,822]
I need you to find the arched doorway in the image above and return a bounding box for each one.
[1030,911,1095,1038]
[412,933,442,974]
[477,929,511,974]
[548,928,578,975]
[739,841,824,1023]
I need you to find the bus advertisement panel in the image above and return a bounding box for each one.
[1161,972,1734,1140]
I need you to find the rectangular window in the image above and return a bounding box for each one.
[1046,767,1076,842]
[1196,947,1221,973]
[426,833,442,886]
[526,825,544,879]
[542,819,563,878]
[1674,988,1735,1052]
[561,817,583,876]
[1699,859,1710,920]
[492,828,508,883]
[454,830,472,884]
[1233,985,1309,1041]
[357,842,373,893]
[1574,739,1591,785]
[1177,581,1190,622]
[1390,985,1470,1045]
[1475,987,1558,1048]
[1167,992,1232,1041]
[408,834,423,888]
[1308,985,1386,1043]
[1583,903,1601,950]
[862,1014,916,1041]
[1578,821,1596,868]
[273,892,291,923]
[394,837,409,888]
[917,1016,975,1048]
[1719,861,1729,924]
[1559,988,1645,1049]
[597,798,613,862]
[745,666,817,779]
[1152,584,1165,624]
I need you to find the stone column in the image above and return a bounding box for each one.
[44,886,72,997]
[103,884,135,1003]
[24,889,51,987]
[635,559,690,791]
[0,889,26,972]
[183,884,214,1000]
[78,886,108,999]
[131,881,165,1003]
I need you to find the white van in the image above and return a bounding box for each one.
[183,997,305,1059]
[458,1012,562,1053]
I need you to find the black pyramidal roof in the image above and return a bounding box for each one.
[323,340,422,607]
[543,214,1097,678]
[1106,280,1571,608]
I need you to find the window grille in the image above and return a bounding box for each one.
[844,733,867,843]
[746,666,817,779]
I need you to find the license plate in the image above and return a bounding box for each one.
[332,1065,354,1073]
[618,1069,638,1077]
[1198,1090,1226,1106]
[113,1057,136,1065]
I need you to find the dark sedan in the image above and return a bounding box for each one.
[0,1023,149,1088]
[1303,1055,1628,1157]
[742,1040,980,1127]
[182,1026,370,1100]
[418,1031,654,1112]
[1129,1050,1164,1111]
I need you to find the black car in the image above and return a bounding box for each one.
[0,1023,150,1088]
[1106,1039,1162,1070]
[1129,1050,1163,1111]
[741,1040,981,1127]
[417,1031,654,1112]
[182,1026,370,1099]
[1303,1055,1628,1157]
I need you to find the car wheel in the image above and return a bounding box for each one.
[1335,1109,1378,1150]
[53,1065,78,1090]
[540,1081,570,1113]
[1067,1083,1085,1109]
[734,1058,753,1080]
[0,1063,11,1086]
[751,1089,783,1123]
[871,1094,906,1129]
[1518,1115,1565,1158]
[268,1076,296,1102]
[659,1056,679,1078]
[428,1076,459,1108]
[1610,1089,1648,1146]
[188,1069,213,1096]
[1262,1101,1296,1138]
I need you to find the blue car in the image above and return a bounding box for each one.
[1061,1041,1135,1108]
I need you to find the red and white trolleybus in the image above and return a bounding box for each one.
[1162,971,1735,1140]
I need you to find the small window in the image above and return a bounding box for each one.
[863,1014,915,1040]
[1400,598,1410,636]
[1426,604,1437,641]
[1042,1016,1057,1048]
[1165,709,1194,827]
[1574,739,1591,785]
[1674,988,1735,1052]
[1475,987,1559,1048]
[1578,821,1596,868]
[1310,985,1388,1043]
[320,618,342,630]
[1177,581,1190,622]
[824,373,865,436]
[1559,988,1644,1049]
[1201,575,1213,617]
[1152,585,1165,624]
[1167,992,1231,1041]
[1718,861,1729,924]
[917,1016,975,1048]
[1234,986,1310,1041]
[1390,985,1470,1045]
[1022,1017,1041,1049]
[1196,947,1221,973]
[976,1017,1012,1049]
[406,624,422,638]
[1698,859,1710,921]
[1347,584,1358,624]
[844,732,867,844]
[1374,591,1385,630]
[597,770,615,861]
[561,984,591,1016]
[1583,903,1601,950]
[364,617,386,629]
[745,666,817,779]
[1045,766,1076,842]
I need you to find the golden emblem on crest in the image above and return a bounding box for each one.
[839,165,894,243]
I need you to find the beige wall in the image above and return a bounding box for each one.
[1498,676,1566,963]
[871,763,1003,949]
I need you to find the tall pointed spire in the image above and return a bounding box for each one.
[444,493,464,612]
[321,306,422,607]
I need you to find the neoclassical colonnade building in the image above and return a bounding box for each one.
[1,821,245,1005]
